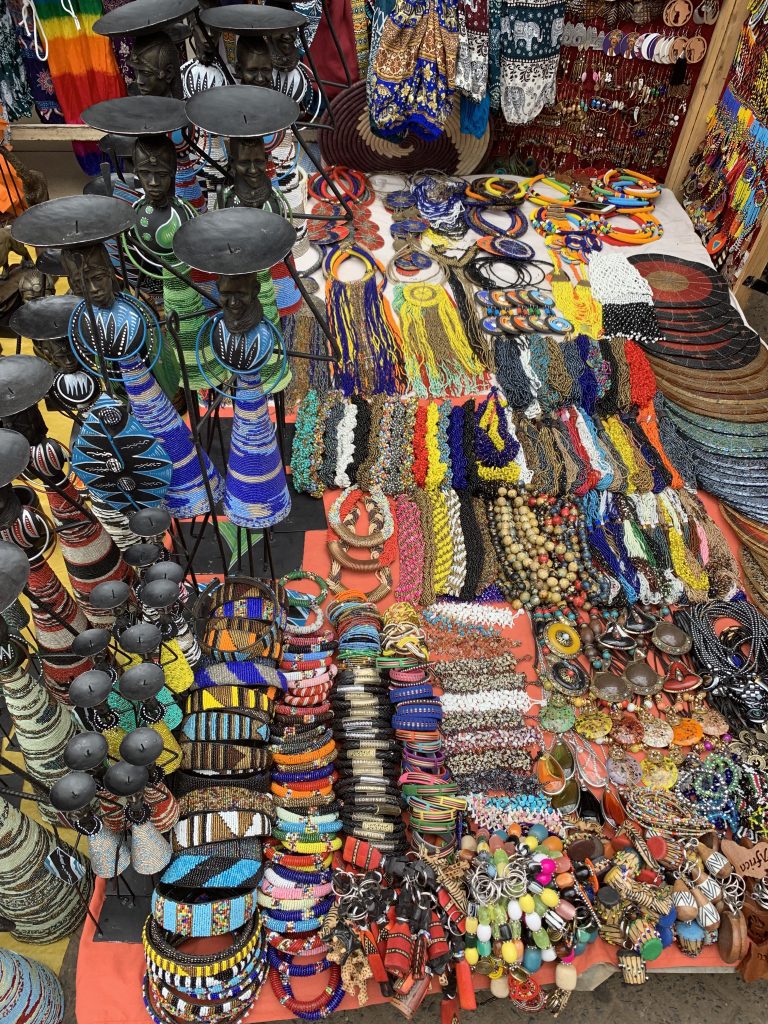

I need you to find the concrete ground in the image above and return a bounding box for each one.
[22,145,768,1022]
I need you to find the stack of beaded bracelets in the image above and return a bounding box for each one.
[262,596,344,1020]
[142,916,266,1024]
[329,592,405,854]
[436,652,537,794]
[381,603,464,857]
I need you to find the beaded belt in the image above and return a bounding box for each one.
[173,811,274,850]
[185,687,274,716]
[177,787,274,819]
[193,661,287,692]
[180,743,271,774]
[151,887,259,937]
[181,712,270,744]
[160,844,263,889]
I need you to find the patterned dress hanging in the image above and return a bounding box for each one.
[455,0,489,102]
[0,0,32,119]
[368,0,459,139]
[489,0,564,124]
[7,0,64,123]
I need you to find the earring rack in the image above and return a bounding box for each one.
[487,0,747,183]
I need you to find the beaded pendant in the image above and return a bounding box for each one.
[607,750,642,787]
[539,697,576,735]
[545,621,581,660]
[575,709,612,742]
[640,752,678,789]
[639,715,674,749]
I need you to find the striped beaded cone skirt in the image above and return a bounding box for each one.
[43,479,133,628]
[0,664,77,822]
[0,798,93,943]
[0,949,65,1024]
[22,561,94,702]
[224,376,291,530]
[120,355,225,518]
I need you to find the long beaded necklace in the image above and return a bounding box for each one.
[324,246,402,397]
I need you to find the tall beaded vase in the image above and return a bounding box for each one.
[118,354,225,518]
[0,949,65,1024]
[0,796,93,943]
[224,372,291,529]
[0,661,77,822]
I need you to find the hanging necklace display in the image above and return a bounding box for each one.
[175,206,295,531]
[324,245,402,397]
[387,248,486,398]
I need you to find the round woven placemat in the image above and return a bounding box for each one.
[319,81,490,175]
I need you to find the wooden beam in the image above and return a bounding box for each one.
[733,222,768,306]
[664,0,750,196]
[9,124,104,143]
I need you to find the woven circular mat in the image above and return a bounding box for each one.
[319,81,490,175]
[628,253,730,308]
[650,340,768,382]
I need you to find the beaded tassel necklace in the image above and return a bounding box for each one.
[393,281,487,397]
[325,246,402,397]
[587,251,662,345]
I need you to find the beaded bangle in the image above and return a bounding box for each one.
[151,888,259,938]
[143,918,261,976]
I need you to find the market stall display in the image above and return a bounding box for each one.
[0,1,767,1023]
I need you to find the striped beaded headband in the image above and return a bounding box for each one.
[193,661,287,692]
[185,686,274,715]
[177,787,274,819]
[173,811,274,851]
[143,917,261,977]
[150,889,259,938]
[160,845,263,890]
[180,742,271,774]
[181,711,270,744]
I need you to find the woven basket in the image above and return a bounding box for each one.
[319,81,489,175]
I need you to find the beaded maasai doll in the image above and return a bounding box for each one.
[62,244,224,519]
[125,134,216,389]
[204,272,291,530]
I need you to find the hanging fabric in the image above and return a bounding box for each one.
[34,0,127,175]
[488,0,564,124]
[8,0,64,124]
[368,0,459,139]
[0,0,32,118]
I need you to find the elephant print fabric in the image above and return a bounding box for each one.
[489,0,565,124]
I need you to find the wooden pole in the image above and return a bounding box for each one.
[664,0,750,196]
